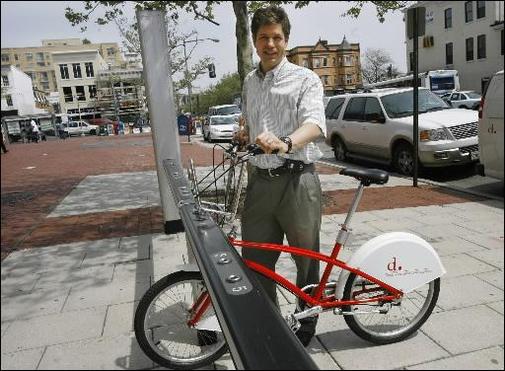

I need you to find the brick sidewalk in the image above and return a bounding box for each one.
[0,134,482,260]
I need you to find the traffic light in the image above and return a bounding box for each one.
[208,63,216,78]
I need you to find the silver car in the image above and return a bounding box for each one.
[447,91,481,110]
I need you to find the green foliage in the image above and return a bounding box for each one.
[182,72,241,114]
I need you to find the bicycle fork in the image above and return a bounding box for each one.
[187,292,222,332]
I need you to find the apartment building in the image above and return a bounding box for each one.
[1,38,123,94]
[405,1,504,93]
[287,37,362,95]
[95,68,146,121]
[52,50,108,120]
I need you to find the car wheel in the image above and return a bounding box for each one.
[394,143,415,176]
[333,137,347,162]
[90,129,96,135]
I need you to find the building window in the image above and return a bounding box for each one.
[409,52,414,72]
[40,71,49,81]
[72,63,82,78]
[446,42,453,65]
[6,95,13,106]
[63,87,73,102]
[2,75,9,86]
[1,54,10,62]
[107,47,115,56]
[476,1,485,18]
[302,58,308,67]
[322,57,328,67]
[59,64,69,80]
[41,82,50,91]
[444,8,452,29]
[321,75,329,85]
[466,37,474,61]
[25,52,33,61]
[343,55,353,66]
[465,1,473,22]
[88,85,97,98]
[14,54,18,61]
[85,62,94,77]
[313,58,321,68]
[477,34,486,59]
[346,74,353,84]
[75,86,86,101]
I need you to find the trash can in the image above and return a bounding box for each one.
[177,114,189,135]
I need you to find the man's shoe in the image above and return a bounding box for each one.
[197,330,218,346]
[295,329,314,347]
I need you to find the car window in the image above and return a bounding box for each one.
[451,93,460,100]
[381,90,449,118]
[325,98,345,119]
[364,98,385,122]
[467,92,481,99]
[82,123,88,127]
[216,106,241,115]
[460,94,468,100]
[70,122,78,128]
[343,97,366,121]
[211,116,235,125]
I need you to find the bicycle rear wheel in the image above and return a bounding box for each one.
[134,271,228,369]
[342,273,440,344]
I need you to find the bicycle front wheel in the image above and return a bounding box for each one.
[134,271,228,369]
[342,273,440,344]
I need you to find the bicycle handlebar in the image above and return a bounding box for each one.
[226,142,279,156]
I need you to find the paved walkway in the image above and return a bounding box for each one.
[1,136,503,369]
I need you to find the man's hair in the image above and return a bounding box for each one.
[251,6,291,42]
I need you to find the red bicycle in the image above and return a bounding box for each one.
[134,143,445,369]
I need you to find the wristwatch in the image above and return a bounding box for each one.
[279,136,292,154]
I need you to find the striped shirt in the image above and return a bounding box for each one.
[242,57,326,169]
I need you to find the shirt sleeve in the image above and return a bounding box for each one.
[297,75,327,138]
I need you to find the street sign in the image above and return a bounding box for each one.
[407,7,426,39]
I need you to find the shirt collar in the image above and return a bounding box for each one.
[255,56,288,80]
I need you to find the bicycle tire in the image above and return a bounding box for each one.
[342,273,440,344]
[134,271,228,369]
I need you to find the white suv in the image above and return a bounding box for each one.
[63,121,98,136]
[476,70,504,180]
[325,88,479,175]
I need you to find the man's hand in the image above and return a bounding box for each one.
[255,131,289,154]
[233,115,249,147]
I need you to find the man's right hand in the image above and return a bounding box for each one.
[233,115,249,147]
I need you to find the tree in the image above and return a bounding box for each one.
[361,48,402,84]
[187,72,242,114]
[65,1,410,87]
[82,38,92,44]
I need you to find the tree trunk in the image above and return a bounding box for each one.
[233,1,253,90]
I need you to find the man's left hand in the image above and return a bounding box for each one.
[256,131,288,154]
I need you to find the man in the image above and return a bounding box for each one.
[238,5,326,347]
[30,119,40,143]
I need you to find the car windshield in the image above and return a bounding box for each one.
[430,76,455,91]
[381,90,450,118]
[217,106,241,115]
[466,92,481,99]
[211,116,236,125]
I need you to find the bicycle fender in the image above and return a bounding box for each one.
[335,232,446,299]
[175,263,200,272]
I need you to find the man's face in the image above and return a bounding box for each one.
[254,23,288,73]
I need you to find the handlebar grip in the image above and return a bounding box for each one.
[246,144,264,155]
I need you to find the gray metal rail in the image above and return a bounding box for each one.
[163,158,318,370]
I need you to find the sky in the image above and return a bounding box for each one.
[1,1,408,91]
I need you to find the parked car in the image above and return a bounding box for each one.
[325,87,479,176]
[476,70,504,180]
[63,121,98,136]
[203,115,237,142]
[446,91,481,110]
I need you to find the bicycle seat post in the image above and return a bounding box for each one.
[341,182,366,231]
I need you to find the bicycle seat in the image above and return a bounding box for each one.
[340,168,389,186]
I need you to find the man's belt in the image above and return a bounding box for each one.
[255,160,315,178]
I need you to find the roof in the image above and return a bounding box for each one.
[327,87,429,100]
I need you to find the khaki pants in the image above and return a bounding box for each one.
[241,166,322,330]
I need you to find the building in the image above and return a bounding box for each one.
[287,37,362,95]
[405,1,504,93]
[1,38,124,94]
[1,65,47,116]
[95,68,146,122]
[52,50,108,121]
[1,65,53,140]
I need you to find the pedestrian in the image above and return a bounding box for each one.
[236,5,326,347]
[1,125,8,153]
[30,119,40,143]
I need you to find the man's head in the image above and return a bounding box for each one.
[251,6,290,73]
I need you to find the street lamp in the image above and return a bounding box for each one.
[179,37,219,142]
